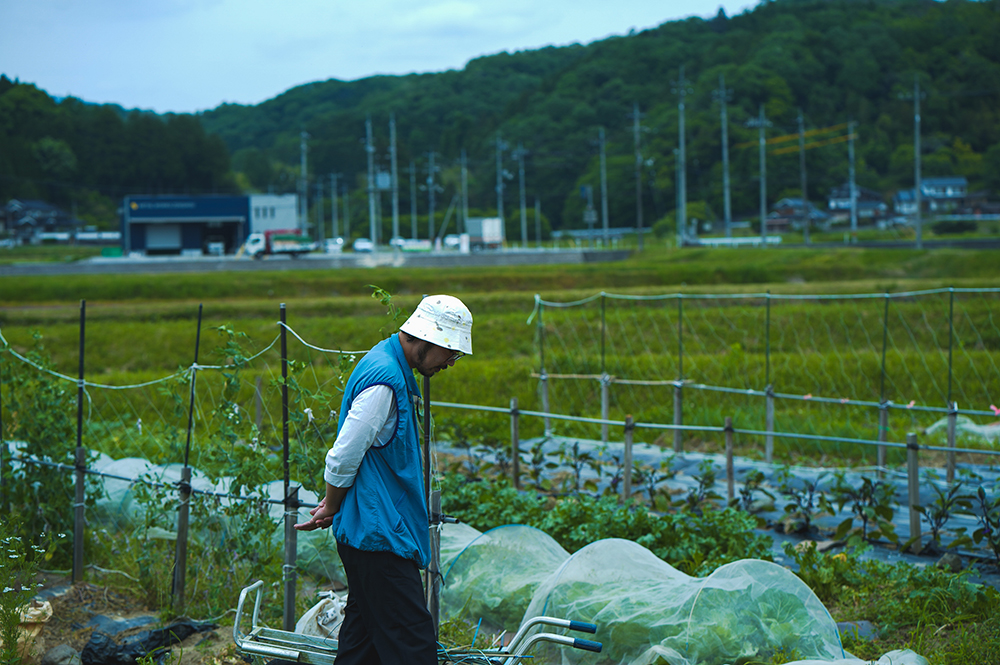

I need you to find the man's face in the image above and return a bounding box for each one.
[413,340,461,377]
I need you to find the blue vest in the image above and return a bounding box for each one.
[331,334,430,567]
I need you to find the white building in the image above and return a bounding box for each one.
[249,194,299,234]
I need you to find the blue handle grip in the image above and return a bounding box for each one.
[573,638,603,653]
[568,621,597,634]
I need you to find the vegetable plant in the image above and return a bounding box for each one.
[775,468,826,534]
[825,473,898,546]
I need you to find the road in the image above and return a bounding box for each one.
[0,248,632,277]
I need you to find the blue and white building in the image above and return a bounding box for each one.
[121,194,298,256]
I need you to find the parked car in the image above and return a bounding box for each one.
[352,238,374,253]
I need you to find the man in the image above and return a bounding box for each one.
[294,294,473,665]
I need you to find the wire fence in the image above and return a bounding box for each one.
[1,290,998,629]
[528,287,1000,469]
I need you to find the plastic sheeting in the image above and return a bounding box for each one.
[80,454,345,583]
[441,525,569,629]
[438,530,928,665]
[925,414,1000,446]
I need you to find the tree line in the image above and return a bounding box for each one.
[0,76,236,229]
[2,0,999,236]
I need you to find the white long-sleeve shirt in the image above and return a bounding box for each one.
[323,384,397,488]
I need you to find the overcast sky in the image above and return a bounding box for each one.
[1,0,758,115]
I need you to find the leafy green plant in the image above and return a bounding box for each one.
[966,485,1000,566]
[0,519,57,665]
[782,541,870,601]
[775,468,827,535]
[368,284,408,338]
[825,473,898,546]
[630,457,675,506]
[555,441,599,494]
[676,459,722,516]
[1,333,91,567]
[518,439,557,492]
[439,473,771,575]
[915,478,974,552]
[596,450,625,497]
[734,469,774,511]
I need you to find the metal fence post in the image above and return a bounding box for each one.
[673,383,683,453]
[283,485,299,632]
[73,300,86,584]
[878,293,890,473]
[540,372,551,436]
[906,432,921,554]
[173,465,192,609]
[764,292,772,463]
[674,296,683,453]
[623,415,634,502]
[510,397,520,490]
[725,416,734,503]
[878,404,888,472]
[765,386,775,464]
[537,299,551,436]
[946,402,957,484]
[173,303,203,612]
[429,489,441,639]
[279,303,296,629]
[601,375,610,443]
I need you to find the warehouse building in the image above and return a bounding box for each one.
[121,194,298,256]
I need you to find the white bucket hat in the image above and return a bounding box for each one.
[400,295,473,355]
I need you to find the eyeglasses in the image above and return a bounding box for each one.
[447,350,465,363]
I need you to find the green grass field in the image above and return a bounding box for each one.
[2,245,998,471]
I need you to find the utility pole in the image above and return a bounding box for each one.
[535,198,542,248]
[516,143,528,247]
[427,152,437,241]
[315,181,324,244]
[760,105,767,246]
[716,75,733,238]
[848,122,858,235]
[365,116,377,249]
[390,114,400,243]
[632,102,644,251]
[798,110,810,244]
[495,133,505,222]
[461,149,469,234]
[674,67,690,248]
[299,130,309,232]
[343,179,350,240]
[409,160,418,239]
[599,126,609,245]
[744,104,771,246]
[584,185,596,248]
[330,174,339,239]
[914,75,923,250]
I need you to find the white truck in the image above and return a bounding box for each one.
[465,217,504,250]
[243,229,317,258]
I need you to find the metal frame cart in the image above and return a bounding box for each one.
[234,580,603,664]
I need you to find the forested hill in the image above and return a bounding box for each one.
[199,0,1000,232]
[2,0,999,235]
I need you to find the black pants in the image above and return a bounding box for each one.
[333,541,437,665]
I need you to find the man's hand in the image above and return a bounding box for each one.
[294,497,337,531]
[295,485,348,531]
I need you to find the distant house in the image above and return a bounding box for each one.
[893,176,969,215]
[768,198,830,231]
[922,176,967,202]
[893,189,918,216]
[4,199,81,244]
[827,184,888,221]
